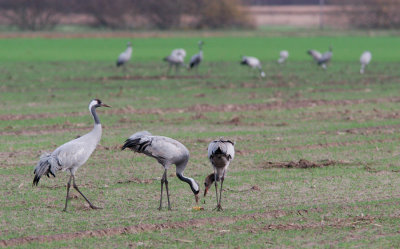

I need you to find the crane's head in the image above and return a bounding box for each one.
[89,99,111,111]
[203,173,215,197]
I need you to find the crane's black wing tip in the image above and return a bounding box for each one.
[32,175,40,186]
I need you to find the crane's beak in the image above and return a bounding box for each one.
[204,186,209,197]
[101,103,111,108]
[195,194,199,204]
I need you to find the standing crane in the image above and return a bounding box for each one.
[189,41,204,72]
[204,139,235,211]
[164,48,186,74]
[121,131,200,210]
[116,42,132,68]
[33,99,111,212]
[240,56,266,78]
[278,50,289,64]
[360,51,372,74]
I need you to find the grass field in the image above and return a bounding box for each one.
[1,31,400,248]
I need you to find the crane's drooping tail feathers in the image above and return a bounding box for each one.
[116,61,123,67]
[33,153,59,186]
[121,131,152,152]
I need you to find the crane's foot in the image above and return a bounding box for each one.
[213,204,223,211]
[62,208,68,212]
[158,206,162,211]
[89,205,102,210]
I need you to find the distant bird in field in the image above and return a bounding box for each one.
[189,41,204,71]
[116,42,132,67]
[317,46,333,69]
[240,56,266,78]
[204,139,235,211]
[360,51,372,74]
[164,48,186,74]
[307,49,322,62]
[121,131,200,210]
[278,50,289,64]
[33,99,110,212]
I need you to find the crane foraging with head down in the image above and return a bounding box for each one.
[33,99,111,212]
[121,131,200,210]
[240,56,266,78]
[278,50,289,64]
[360,51,372,74]
[116,42,132,68]
[204,139,235,211]
[164,48,186,74]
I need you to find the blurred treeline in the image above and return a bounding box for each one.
[0,0,252,30]
[331,0,400,29]
[0,0,399,31]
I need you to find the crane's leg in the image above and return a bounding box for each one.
[164,170,171,210]
[72,175,101,210]
[213,171,219,210]
[63,175,73,212]
[217,176,224,211]
[175,64,179,75]
[159,170,167,210]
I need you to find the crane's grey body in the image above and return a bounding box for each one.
[317,47,333,69]
[278,50,289,64]
[204,139,235,211]
[240,56,265,78]
[116,42,132,67]
[360,51,372,74]
[307,49,322,62]
[189,41,204,71]
[164,48,186,74]
[122,131,199,210]
[33,99,110,211]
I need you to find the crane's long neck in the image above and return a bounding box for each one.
[177,173,199,194]
[90,106,101,125]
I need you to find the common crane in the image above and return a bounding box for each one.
[164,48,186,74]
[360,51,372,74]
[116,42,132,67]
[240,56,266,78]
[189,41,204,71]
[121,131,200,210]
[33,99,110,212]
[204,139,235,211]
[278,50,289,64]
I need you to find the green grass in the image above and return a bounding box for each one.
[0,35,399,62]
[1,31,400,248]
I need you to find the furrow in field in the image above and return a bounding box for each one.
[2,97,400,121]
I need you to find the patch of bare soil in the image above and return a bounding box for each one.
[116,177,154,184]
[250,215,374,232]
[264,159,336,169]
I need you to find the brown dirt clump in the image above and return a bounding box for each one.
[265,159,336,169]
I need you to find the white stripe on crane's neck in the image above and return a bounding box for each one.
[177,173,199,194]
[88,100,101,125]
